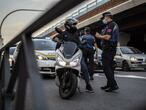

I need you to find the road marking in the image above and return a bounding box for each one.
[94,74,146,80]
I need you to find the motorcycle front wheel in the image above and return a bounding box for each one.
[59,73,77,99]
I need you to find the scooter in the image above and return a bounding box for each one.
[54,28,82,99]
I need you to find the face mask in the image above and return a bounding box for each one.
[102,19,108,24]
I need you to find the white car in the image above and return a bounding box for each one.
[13,38,56,75]
[33,39,56,75]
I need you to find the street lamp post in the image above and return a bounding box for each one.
[0,9,45,47]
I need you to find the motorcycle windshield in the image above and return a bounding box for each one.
[61,42,78,59]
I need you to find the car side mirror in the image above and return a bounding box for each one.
[55,27,63,34]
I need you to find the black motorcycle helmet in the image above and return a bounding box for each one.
[64,18,78,33]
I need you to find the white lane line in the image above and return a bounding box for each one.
[94,74,146,80]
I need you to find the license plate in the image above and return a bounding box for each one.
[48,54,56,58]
[43,68,51,71]
[142,62,146,65]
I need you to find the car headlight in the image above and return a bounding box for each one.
[57,56,66,66]
[70,58,80,67]
[9,58,13,62]
[36,55,48,60]
[130,57,137,62]
[113,58,116,61]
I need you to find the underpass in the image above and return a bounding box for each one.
[0,0,146,110]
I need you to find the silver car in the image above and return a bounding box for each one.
[94,48,117,70]
[115,46,146,71]
[94,48,102,68]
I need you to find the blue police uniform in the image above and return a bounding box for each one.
[82,34,95,49]
[101,21,119,48]
[101,21,119,88]
[82,34,96,79]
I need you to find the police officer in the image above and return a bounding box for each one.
[82,27,98,80]
[54,18,94,92]
[95,12,119,92]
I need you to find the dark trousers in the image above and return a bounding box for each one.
[81,57,90,85]
[102,47,118,87]
[83,48,95,77]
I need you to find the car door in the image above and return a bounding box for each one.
[115,48,123,67]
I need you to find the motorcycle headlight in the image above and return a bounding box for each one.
[70,58,80,67]
[130,57,137,62]
[57,56,66,66]
[36,55,48,60]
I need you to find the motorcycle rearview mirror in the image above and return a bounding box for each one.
[55,27,67,43]
[55,27,63,34]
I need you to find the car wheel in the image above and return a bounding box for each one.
[122,61,130,71]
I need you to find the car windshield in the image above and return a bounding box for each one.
[9,47,16,55]
[120,47,142,54]
[33,40,56,51]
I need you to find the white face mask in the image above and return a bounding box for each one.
[102,19,108,24]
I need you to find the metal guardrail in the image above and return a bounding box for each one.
[38,0,110,37]
[0,0,85,110]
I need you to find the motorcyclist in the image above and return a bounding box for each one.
[54,18,94,92]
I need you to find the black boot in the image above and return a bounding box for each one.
[100,85,110,90]
[86,84,94,93]
[90,75,94,80]
[105,85,119,92]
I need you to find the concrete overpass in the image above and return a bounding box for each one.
[45,0,146,53]
[77,0,146,53]
[77,0,146,29]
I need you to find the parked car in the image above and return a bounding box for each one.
[9,47,16,68]
[94,48,102,69]
[13,38,56,76]
[94,48,117,70]
[115,46,146,71]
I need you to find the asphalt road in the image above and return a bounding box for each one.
[24,69,146,110]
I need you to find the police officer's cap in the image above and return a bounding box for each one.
[101,12,113,20]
